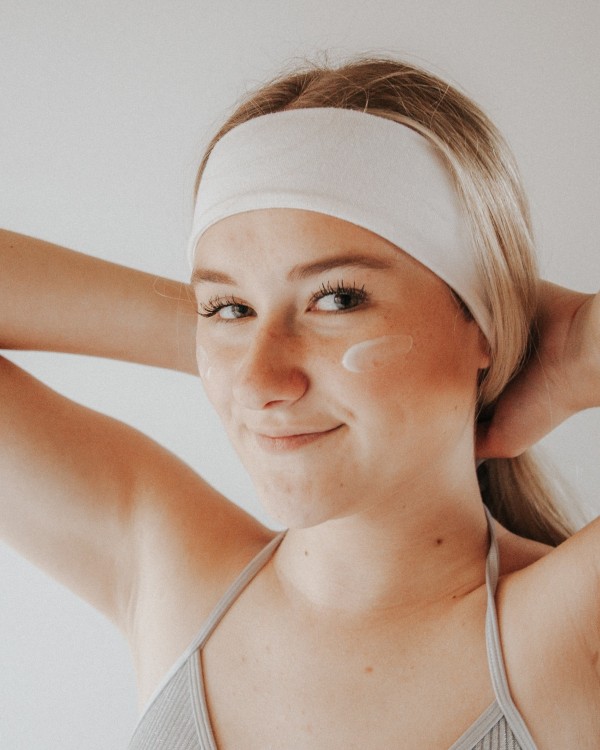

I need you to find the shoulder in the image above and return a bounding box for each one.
[122,443,277,704]
[496,513,600,625]
[493,516,600,743]
[493,520,555,574]
[494,514,600,656]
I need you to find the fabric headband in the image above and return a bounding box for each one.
[188,107,492,341]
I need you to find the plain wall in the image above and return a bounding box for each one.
[1,1,598,747]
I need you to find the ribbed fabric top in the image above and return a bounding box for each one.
[128,508,538,750]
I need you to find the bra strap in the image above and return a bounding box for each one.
[135,530,286,721]
[191,530,287,653]
[483,506,538,750]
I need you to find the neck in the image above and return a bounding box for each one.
[272,472,490,622]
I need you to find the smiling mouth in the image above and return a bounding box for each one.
[254,425,343,452]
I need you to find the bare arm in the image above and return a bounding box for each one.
[475,279,600,686]
[476,281,600,458]
[0,230,265,637]
[0,228,198,373]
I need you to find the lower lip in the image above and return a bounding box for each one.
[254,426,343,453]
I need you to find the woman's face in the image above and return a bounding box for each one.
[192,209,490,527]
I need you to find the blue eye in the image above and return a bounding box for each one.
[198,296,254,319]
[309,281,369,312]
[197,280,369,320]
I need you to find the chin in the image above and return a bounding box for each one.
[254,484,349,530]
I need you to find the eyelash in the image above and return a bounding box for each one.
[197,294,247,319]
[197,280,369,319]
[309,280,368,308]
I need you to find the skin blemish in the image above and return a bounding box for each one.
[341,333,413,373]
[364,666,374,674]
[436,538,444,546]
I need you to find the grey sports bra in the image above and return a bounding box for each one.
[128,507,538,749]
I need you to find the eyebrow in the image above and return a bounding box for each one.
[191,252,397,286]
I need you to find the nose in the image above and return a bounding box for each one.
[231,319,309,410]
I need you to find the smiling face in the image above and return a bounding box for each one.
[191,208,490,528]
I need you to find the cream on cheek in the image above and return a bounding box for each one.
[196,345,216,383]
[196,333,414,385]
[197,342,250,391]
[341,333,413,373]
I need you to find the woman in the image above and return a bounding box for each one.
[1,55,599,749]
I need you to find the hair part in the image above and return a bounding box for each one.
[195,52,583,545]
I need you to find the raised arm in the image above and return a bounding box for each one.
[0,229,198,372]
[0,230,266,642]
[476,280,600,458]
[474,280,600,695]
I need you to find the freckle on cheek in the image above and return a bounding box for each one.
[341,334,413,373]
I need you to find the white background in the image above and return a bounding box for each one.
[1,1,599,747]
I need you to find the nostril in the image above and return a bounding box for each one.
[231,356,309,410]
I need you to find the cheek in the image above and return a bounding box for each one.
[196,344,214,382]
[197,321,465,430]
[340,325,478,416]
[341,333,413,373]
[196,330,418,402]
[335,334,419,423]
[195,340,234,414]
[405,326,482,416]
[196,343,229,407]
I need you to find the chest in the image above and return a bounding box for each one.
[195,576,600,750]
[132,539,600,749]
[200,586,499,749]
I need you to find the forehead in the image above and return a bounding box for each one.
[191,209,451,299]
[190,208,459,322]
[193,208,420,274]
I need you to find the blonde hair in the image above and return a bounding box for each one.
[195,53,581,545]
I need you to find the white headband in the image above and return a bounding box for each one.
[188,107,492,341]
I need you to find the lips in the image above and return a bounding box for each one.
[258,428,336,438]
[252,425,343,452]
